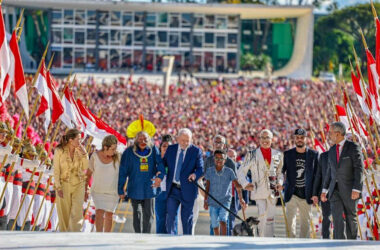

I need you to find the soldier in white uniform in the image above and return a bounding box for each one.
[237,129,283,237]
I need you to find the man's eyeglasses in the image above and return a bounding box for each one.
[260,136,271,140]
[215,157,225,161]
[214,141,224,145]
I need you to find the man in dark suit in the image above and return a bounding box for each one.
[321,122,364,240]
[163,128,204,235]
[282,128,319,238]
[312,151,331,239]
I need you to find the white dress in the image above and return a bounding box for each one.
[90,153,119,213]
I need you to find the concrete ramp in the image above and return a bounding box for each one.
[1,232,380,249]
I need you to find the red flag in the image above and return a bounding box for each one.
[0,8,11,96]
[4,30,29,118]
[46,71,64,124]
[34,60,50,132]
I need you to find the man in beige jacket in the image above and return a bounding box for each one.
[237,129,283,237]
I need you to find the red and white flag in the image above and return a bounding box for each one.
[34,60,50,132]
[61,86,84,129]
[313,138,326,154]
[3,30,29,118]
[351,66,371,117]
[0,8,10,97]
[46,71,64,124]
[76,99,126,145]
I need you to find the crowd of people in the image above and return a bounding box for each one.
[0,75,379,240]
[1,75,357,158]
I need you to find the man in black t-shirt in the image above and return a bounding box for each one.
[282,128,319,238]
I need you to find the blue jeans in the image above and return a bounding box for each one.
[209,202,230,229]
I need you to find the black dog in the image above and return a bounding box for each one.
[233,217,260,236]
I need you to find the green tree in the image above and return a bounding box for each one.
[313,3,380,76]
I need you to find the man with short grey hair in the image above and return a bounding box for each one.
[321,122,364,239]
[237,129,284,237]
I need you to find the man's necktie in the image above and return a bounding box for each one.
[336,144,340,164]
[175,149,184,183]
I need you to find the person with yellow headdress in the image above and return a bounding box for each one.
[118,116,165,233]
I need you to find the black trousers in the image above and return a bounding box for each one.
[321,200,331,239]
[330,188,358,240]
[131,199,154,233]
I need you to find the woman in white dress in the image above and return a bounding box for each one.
[85,135,120,232]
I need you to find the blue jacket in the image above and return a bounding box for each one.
[163,144,204,202]
[118,146,165,200]
[282,147,319,205]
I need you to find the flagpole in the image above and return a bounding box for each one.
[358,29,380,150]
[352,46,380,164]
[339,81,380,232]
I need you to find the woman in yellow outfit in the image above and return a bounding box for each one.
[53,128,88,232]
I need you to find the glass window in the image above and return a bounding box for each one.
[123,12,132,26]
[216,36,225,49]
[169,15,179,28]
[98,11,109,26]
[181,32,190,44]
[146,13,156,27]
[169,33,179,47]
[99,30,109,45]
[184,51,191,69]
[98,49,108,71]
[194,34,202,48]
[205,33,214,44]
[228,33,237,44]
[145,52,154,71]
[87,29,96,45]
[134,12,144,26]
[181,14,192,28]
[216,55,225,73]
[110,49,120,69]
[52,28,62,44]
[133,50,143,71]
[193,53,202,72]
[121,31,132,46]
[63,28,73,44]
[216,16,227,29]
[146,32,156,47]
[110,30,121,45]
[228,15,239,28]
[121,50,132,69]
[52,10,62,25]
[194,15,203,28]
[75,10,85,25]
[63,10,74,25]
[227,53,237,73]
[87,10,96,25]
[75,30,85,44]
[51,47,62,68]
[158,31,167,43]
[63,47,73,66]
[205,15,215,28]
[158,13,168,26]
[174,53,182,72]
[134,30,143,45]
[74,49,85,69]
[86,48,96,70]
[204,52,213,72]
[111,11,121,26]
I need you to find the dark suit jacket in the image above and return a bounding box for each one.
[322,140,364,200]
[163,144,204,202]
[312,151,329,197]
[282,147,319,205]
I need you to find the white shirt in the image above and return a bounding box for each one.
[173,145,189,185]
